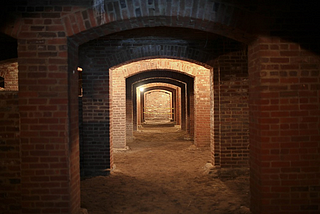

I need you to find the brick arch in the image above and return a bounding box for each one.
[138,83,181,126]
[0,0,256,43]
[79,36,217,71]
[140,84,179,100]
[116,68,194,149]
[99,46,215,68]
[110,58,211,149]
[139,83,179,92]
[131,77,188,132]
[134,83,180,129]
[143,89,172,121]
[111,58,209,77]
[65,1,255,45]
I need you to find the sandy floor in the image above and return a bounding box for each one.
[81,126,251,214]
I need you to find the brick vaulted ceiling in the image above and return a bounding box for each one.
[79,26,244,67]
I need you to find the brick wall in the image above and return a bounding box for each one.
[249,37,320,214]
[10,4,81,213]
[79,64,111,176]
[0,92,20,213]
[0,59,18,91]
[144,90,172,121]
[210,43,249,168]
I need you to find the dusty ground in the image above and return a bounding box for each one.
[81,126,251,214]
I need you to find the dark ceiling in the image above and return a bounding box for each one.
[98,27,222,41]
[0,33,17,61]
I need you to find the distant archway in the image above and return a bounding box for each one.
[110,58,211,149]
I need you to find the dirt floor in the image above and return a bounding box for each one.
[81,126,251,214]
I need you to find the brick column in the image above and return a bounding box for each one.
[136,88,142,127]
[211,47,249,167]
[81,67,112,176]
[109,69,126,149]
[194,68,211,146]
[126,89,134,143]
[249,37,320,213]
[18,35,79,213]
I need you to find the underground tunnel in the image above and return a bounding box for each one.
[0,0,319,213]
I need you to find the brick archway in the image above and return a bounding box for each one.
[131,78,187,133]
[1,13,251,213]
[110,58,211,150]
[128,76,189,144]
[63,4,255,46]
[142,89,173,121]
[136,83,181,127]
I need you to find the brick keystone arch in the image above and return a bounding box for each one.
[110,58,211,149]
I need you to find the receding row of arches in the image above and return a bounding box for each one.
[78,57,213,177]
[125,68,196,144]
[0,22,251,212]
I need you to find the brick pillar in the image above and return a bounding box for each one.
[175,87,181,125]
[81,68,112,176]
[18,35,79,213]
[180,85,187,131]
[211,47,249,168]
[109,69,126,149]
[126,88,133,143]
[136,88,142,127]
[67,41,81,213]
[249,37,320,213]
[194,68,211,146]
